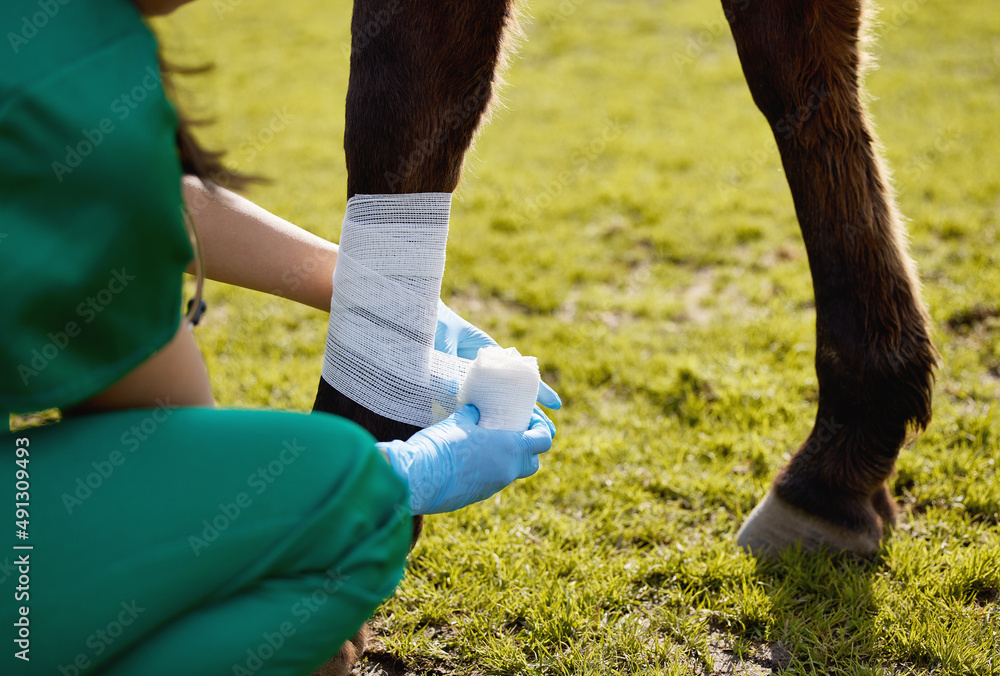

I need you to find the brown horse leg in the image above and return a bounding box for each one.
[311,0,516,672]
[314,0,518,532]
[721,0,937,556]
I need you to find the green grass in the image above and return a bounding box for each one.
[126,0,1000,673]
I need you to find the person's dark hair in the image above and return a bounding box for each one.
[126,0,261,190]
[158,55,260,192]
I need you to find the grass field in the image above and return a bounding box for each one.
[144,0,1000,673]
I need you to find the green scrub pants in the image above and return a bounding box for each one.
[2,408,411,676]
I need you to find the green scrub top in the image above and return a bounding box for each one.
[0,0,194,413]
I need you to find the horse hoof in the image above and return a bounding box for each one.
[311,625,369,676]
[736,490,881,558]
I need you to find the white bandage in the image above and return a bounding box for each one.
[457,346,540,431]
[323,193,541,431]
[323,193,463,427]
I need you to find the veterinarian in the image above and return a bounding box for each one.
[0,0,559,673]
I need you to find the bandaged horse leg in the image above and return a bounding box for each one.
[314,0,517,448]
[314,0,517,524]
[722,0,938,556]
[311,0,517,672]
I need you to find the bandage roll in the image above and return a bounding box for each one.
[457,346,540,431]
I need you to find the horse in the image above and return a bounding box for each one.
[310,0,939,672]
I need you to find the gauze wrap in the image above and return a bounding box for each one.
[322,193,540,431]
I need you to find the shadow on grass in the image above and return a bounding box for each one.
[746,546,886,675]
[746,535,999,676]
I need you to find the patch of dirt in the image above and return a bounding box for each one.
[673,267,766,327]
[681,268,717,325]
[352,650,455,676]
[749,241,804,270]
[974,588,999,607]
[352,633,458,676]
[690,633,793,675]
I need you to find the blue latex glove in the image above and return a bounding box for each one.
[435,300,562,434]
[377,404,553,515]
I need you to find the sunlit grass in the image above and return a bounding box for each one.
[137,0,1000,672]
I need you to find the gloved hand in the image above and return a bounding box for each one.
[435,300,562,435]
[377,404,553,515]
